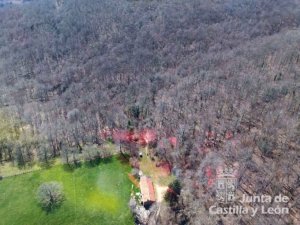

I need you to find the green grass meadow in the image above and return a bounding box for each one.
[0,157,134,225]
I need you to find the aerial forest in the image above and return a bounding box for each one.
[0,0,299,224]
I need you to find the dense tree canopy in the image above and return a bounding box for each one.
[0,0,299,224]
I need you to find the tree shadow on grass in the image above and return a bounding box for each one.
[17,161,38,170]
[38,200,65,215]
[84,158,101,168]
[100,157,113,164]
[40,159,56,169]
[62,162,82,172]
[116,153,130,164]
[84,157,113,168]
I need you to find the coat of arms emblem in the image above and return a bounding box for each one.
[216,166,238,203]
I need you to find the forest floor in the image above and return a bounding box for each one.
[0,156,134,225]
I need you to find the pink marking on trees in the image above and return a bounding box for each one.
[205,166,216,187]
[168,137,177,148]
[198,146,210,154]
[112,129,133,143]
[225,130,234,140]
[140,129,157,144]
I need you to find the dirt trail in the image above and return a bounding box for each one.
[154,184,168,202]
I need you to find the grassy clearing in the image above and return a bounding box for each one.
[0,142,117,178]
[139,147,174,202]
[0,156,134,225]
[0,162,41,177]
[139,147,174,186]
[0,159,61,177]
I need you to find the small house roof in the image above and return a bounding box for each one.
[140,176,156,203]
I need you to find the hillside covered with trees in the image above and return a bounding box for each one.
[0,0,299,224]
